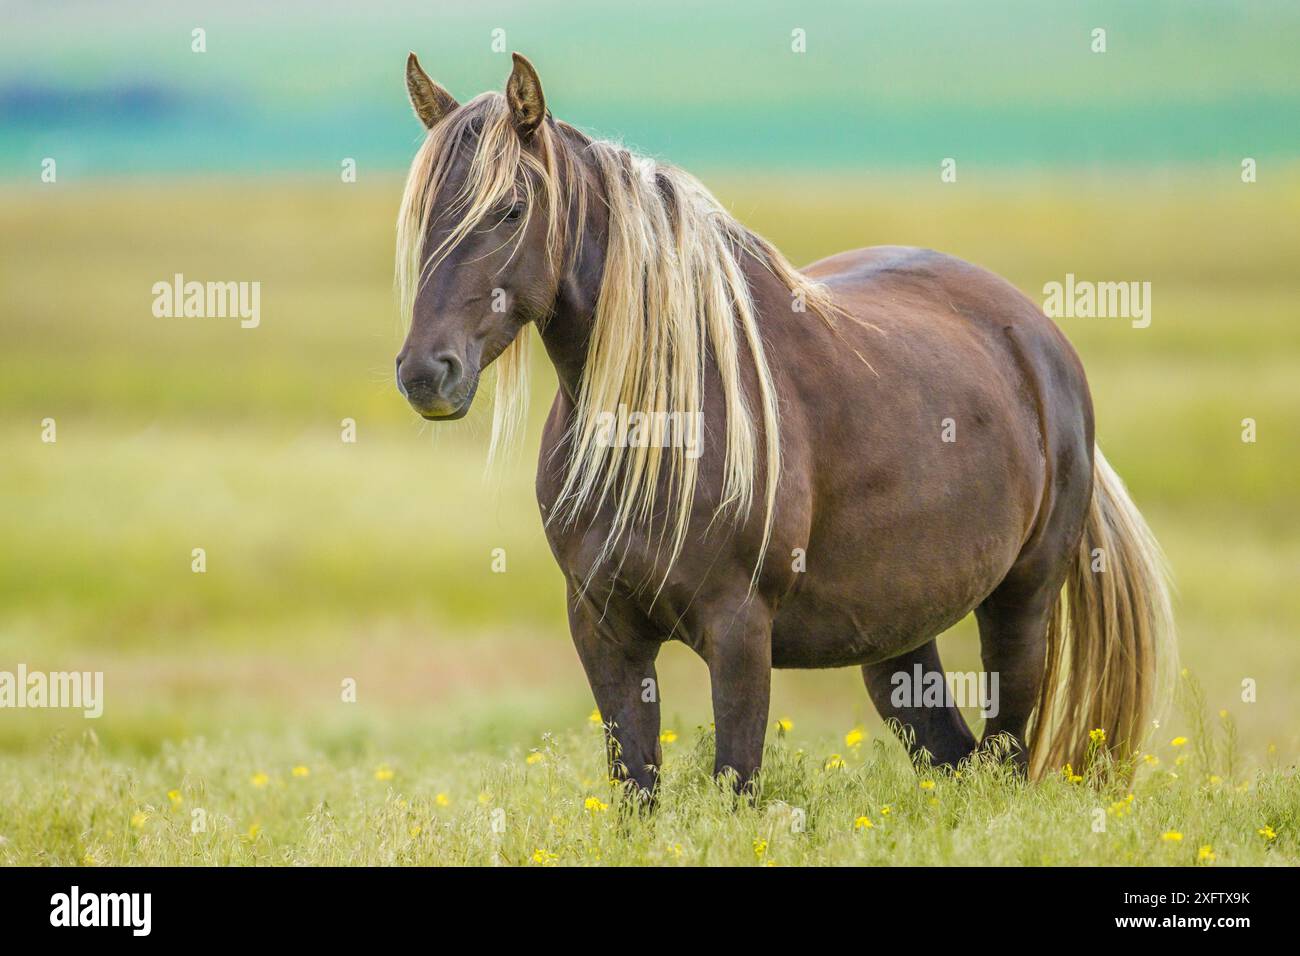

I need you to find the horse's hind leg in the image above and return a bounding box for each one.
[973,581,1056,772]
[862,640,977,770]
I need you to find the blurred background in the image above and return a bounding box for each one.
[2,0,1298,765]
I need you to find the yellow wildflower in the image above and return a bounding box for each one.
[752,838,768,859]
[776,717,793,733]
[1258,825,1277,841]
[919,779,936,790]
[854,816,874,830]
[130,811,149,829]
[1170,736,1188,748]
[525,752,544,766]
[1142,753,1159,767]
[1106,794,1135,817]
[250,772,269,788]
[409,825,422,837]
[660,729,678,744]
[532,848,558,865]
[1089,728,1106,743]
[584,796,609,813]
[880,805,893,816]
[291,765,310,778]
[166,789,182,807]
[845,727,866,748]
[1198,845,1216,862]
[588,708,602,724]
[824,754,845,770]
[373,765,394,782]
[435,792,450,807]
[1061,764,1083,784]
[1161,831,1183,842]
[246,823,261,841]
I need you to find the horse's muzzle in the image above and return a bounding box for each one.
[396,350,470,419]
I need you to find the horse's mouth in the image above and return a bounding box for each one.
[419,402,468,421]
[408,378,477,421]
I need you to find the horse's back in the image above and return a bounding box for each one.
[807,245,1050,335]
[803,245,1090,429]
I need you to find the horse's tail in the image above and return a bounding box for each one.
[1029,446,1176,779]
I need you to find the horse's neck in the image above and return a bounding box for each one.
[542,238,785,388]
[540,263,596,406]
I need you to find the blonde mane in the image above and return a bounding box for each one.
[396,93,837,590]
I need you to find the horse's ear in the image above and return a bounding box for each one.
[505,52,546,138]
[406,52,458,129]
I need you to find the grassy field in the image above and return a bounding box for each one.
[1,171,1298,865]
[2,679,1296,866]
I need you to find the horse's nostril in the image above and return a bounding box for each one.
[432,351,462,392]
[398,349,463,403]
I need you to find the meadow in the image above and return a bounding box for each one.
[1,170,1297,865]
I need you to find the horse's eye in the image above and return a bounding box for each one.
[503,201,525,223]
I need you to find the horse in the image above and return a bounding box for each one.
[394,52,1176,797]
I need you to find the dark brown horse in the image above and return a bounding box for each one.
[395,53,1175,796]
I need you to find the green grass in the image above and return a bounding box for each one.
[2,676,1295,866]
[1,171,1297,864]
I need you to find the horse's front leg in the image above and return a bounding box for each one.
[702,601,773,792]
[567,591,662,801]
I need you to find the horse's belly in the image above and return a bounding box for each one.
[769,493,1029,668]
[770,591,976,668]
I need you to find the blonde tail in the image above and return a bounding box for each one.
[1030,446,1177,779]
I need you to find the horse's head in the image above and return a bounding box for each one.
[395,52,567,420]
